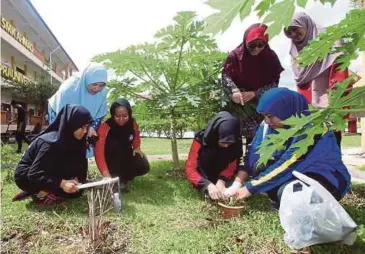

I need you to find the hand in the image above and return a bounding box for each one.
[207,183,224,200]
[88,126,97,137]
[60,179,79,193]
[223,181,242,198]
[235,186,252,200]
[241,91,255,103]
[133,148,146,158]
[215,180,226,192]
[232,91,244,105]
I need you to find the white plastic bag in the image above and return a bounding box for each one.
[279,171,357,250]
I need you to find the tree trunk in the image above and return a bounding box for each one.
[169,111,180,170]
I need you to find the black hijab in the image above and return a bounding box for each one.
[36,104,93,152]
[199,111,242,181]
[106,98,134,142]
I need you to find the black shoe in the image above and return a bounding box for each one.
[15,150,22,154]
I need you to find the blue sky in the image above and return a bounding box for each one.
[31,0,362,90]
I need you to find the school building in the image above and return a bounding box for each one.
[1,0,78,134]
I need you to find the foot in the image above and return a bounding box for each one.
[35,193,65,206]
[12,191,31,201]
[15,150,22,154]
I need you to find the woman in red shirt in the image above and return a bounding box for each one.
[95,98,149,190]
[184,111,244,200]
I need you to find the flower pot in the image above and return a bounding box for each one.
[217,202,245,219]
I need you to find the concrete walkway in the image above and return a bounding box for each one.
[342,147,365,184]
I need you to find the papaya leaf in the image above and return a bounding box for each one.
[204,0,254,34]
[297,9,365,70]
[255,0,275,18]
[262,0,295,38]
[296,0,308,8]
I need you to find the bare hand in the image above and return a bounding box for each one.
[133,148,146,158]
[60,179,79,193]
[215,180,226,192]
[235,186,252,200]
[232,91,244,105]
[207,183,224,200]
[241,91,255,103]
[88,126,97,137]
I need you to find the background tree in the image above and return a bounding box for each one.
[11,74,57,125]
[93,11,226,170]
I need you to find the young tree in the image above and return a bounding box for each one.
[93,11,225,170]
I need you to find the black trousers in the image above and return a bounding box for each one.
[15,124,30,151]
[109,154,150,183]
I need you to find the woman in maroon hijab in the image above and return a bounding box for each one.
[222,24,284,145]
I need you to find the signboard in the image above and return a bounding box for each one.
[1,17,34,52]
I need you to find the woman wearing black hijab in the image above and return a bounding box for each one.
[12,104,93,206]
[184,111,244,200]
[95,98,149,190]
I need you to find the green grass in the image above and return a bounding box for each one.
[2,161,365,253]
[357,165,365,172]
[141,138,192,155]
[342,135,361,147]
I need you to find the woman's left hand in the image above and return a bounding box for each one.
[241,91,255,103]
[235,186,252,200]
[133,148,146,158]
[88,126,97,137]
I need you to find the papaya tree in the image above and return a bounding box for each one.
[203,0,365,165]
[93,11,225,170]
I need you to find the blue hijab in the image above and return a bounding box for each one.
[256,88,309,120]
[48,63,108,120]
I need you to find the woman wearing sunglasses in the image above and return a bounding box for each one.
[284,13,359,148]
[222,24,284,146]
[48,63,108,157]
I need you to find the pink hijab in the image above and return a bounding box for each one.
[285,13,340,87]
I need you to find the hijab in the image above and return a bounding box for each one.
[223,24,284,90]
[284,13,340,87]
[106,98,134,142]
[48,62,108,120]
[199,112,242,179]
[257,88,309,121]
[36,104,93,152]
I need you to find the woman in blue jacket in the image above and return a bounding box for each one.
[224,88,351,204]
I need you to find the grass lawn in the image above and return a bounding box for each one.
[342,135,361,147]
[141,138,192,155]
[357,165,365,172]
[1,161,365,253]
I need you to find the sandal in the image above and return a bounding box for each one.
[12,191,31,201]
[35,193,66,206]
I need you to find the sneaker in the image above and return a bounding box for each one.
[12,191,31,201]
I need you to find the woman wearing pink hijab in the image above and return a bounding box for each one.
[284,12,355,148]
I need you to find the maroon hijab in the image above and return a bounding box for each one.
[223,24,284,91]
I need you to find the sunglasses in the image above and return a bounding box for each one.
[247,42,266,49]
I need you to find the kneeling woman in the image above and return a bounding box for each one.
[225,88,350,203]
[95,99,149,190]
[13,105,93,205]
[184,111,244,200]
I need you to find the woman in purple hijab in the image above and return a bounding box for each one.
[284,12,353,148]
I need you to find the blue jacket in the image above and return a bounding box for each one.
[244,124,351,198]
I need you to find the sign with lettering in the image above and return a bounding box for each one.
[1,17,34,52]
[1,64,31,85]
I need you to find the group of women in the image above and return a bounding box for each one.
[12,63,149,206]
[12,12,353,207]
[185,12,354,204]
